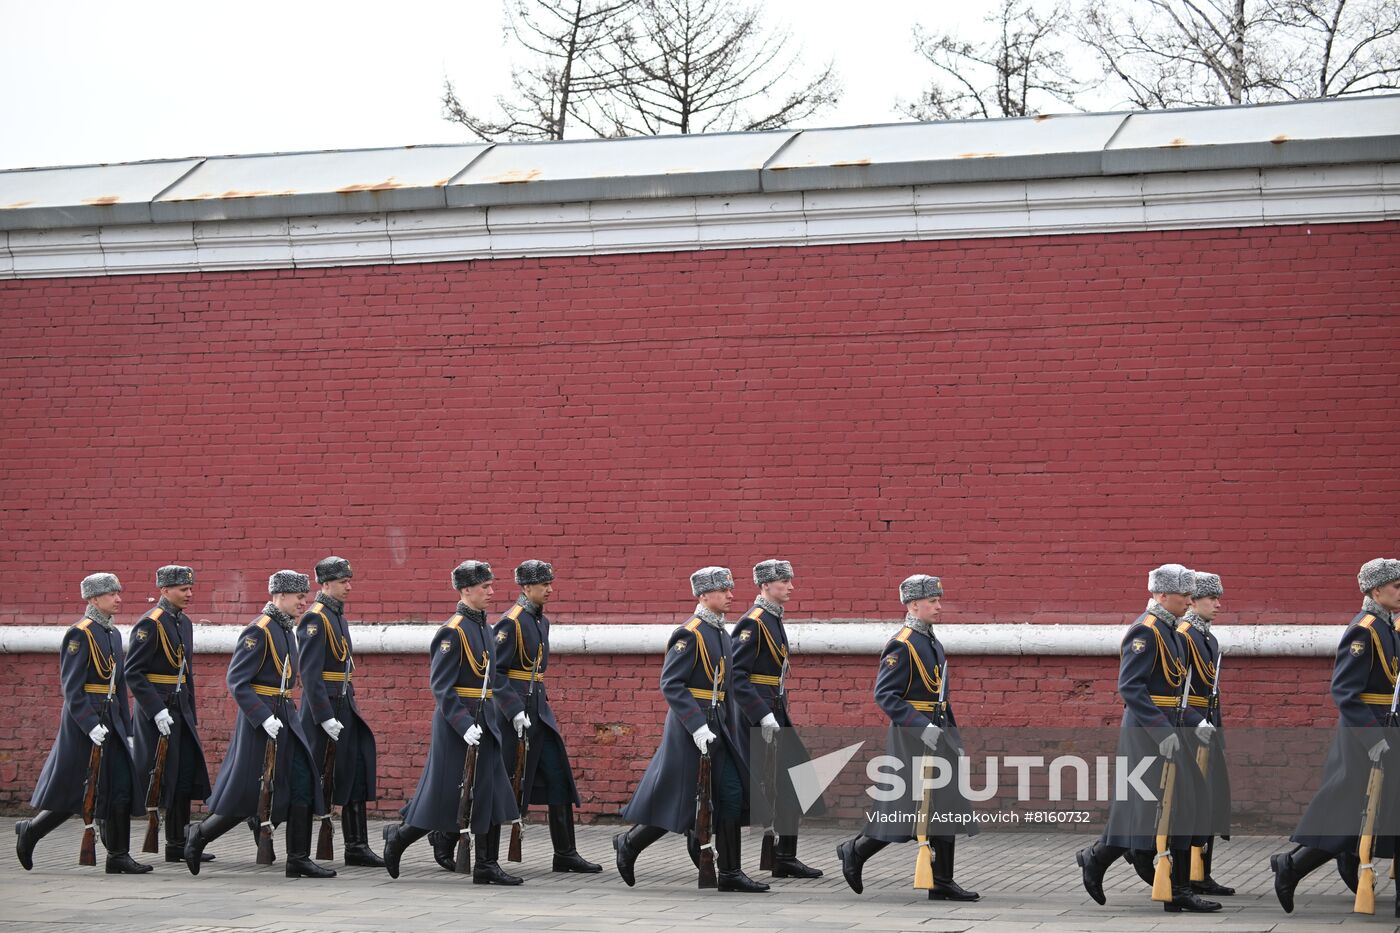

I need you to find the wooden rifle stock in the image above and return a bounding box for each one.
[315,735,337,860]
[695,750,717,888]
[454,744,479,873]
[79,742,102,866]
[1354,763,1384,914]
[255,736,277,864]
[912,661,948,889]
[507,730,527,862]
[142,732,170,854]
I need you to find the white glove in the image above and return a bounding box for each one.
[88,724,109,746]
[513,711,531,737]
[464,723,483,746]
[692,724,716,753]
[1194,721,1217,745]
[154,708,174,737]
[261,716,282,740]
[1369,738,1391,762]
[921,724,943,750]
[321,718,344,741]
[1158,733,1180,757]
[759,713,780,744]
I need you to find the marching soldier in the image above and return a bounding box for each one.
[732,559,821,879]
[1272,557,1400,917]
[126,565,212,864]
[1075,563,1217,913]
[298,556,383,867]
[1176,571,1232,897]
[183,571,335,879]
[614,566,771,893]
[382,560,528,885]
[491,560,600,873]
[16,573,150,874]
[836,574,978,902]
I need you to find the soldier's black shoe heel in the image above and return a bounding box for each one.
[772,857,822,879]
[1076,847,1106,906]
[184,812,239,876]
[473,861,524,885]
[286,805,336,879]
[1270,847,1329,914]
[428,830,455,872]
[106,852,154,874]
[165,845,214,863]
[1163,888,1221,912]
[614,825,663,887]
[342,802,386,868]
[1192,877,1235,896]
[553,851,602,873]
[718,869,770,892]
[548,804,601,873]
[837,836,880,895]
[929,879,979,901]
[15,811,69,871]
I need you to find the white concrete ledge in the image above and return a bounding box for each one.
[0,622,1343,657]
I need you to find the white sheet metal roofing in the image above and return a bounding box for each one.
[1,94,1396,233]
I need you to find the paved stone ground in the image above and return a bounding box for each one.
[2,821,1394,932]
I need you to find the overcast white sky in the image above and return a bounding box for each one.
[0,0,1109,171]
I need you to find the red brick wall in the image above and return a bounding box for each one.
[0,649,1338,816]
[1,221,1396,812]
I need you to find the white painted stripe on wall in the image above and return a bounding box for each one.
[0,622,1342,656]
[3,164,1395,280]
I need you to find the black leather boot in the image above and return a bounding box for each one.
[285,805,336,878]
[341,801,385,867]
[1336,849,1359,893]
[1270,845,1332,914]
[382,823,427,879]
[548,804,601,873]
[473,825,523,885]
[184,811,240,876]
[772,834,821,878]
[613,824,664,887]
[427,830,456,872]
[836,833,888,895]
[102,812,153,875]
[716,819,768,892]
[1075,841,1120,905]
[1192,841,1234,896]
[1124,848,1155,887]
[165,798,214,863]
[1163,849,1219,912]
[928,837,978,901]
[15,810,69,871]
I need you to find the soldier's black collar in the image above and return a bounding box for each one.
[904,613,932,637]
[694,605,725,629]
[1363,597,1395,628]
[262,602,294,629]
[317,593,345,615]
[156,596,182,618]
[755,596,784,619]
[83,604,115,631]
[456,602,488,626]
[515,594,543,617]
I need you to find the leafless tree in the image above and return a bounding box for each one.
[442,0,636,141]
[900,0,1085,120]
[1269,0,1400,97]
[595,0,841,135]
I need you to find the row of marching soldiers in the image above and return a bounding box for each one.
[14,552,1400,918]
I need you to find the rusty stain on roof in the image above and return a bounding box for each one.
[83,195,121,205]
[1165,138,1187,147]
[830,159,872,167]
[487,168,543,185]
[337,178,403,193]
[1272,134,1289,144]
[4,200,36,209]
[958,152,1001,159]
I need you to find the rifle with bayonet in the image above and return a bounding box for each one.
[694,646,720,889]
[1353,664,1400,914]
[1151,666,1192,902]
[1189,649,1223,883]
[454,650,492,874]
[758,654,789,872]
[316,647,351,861]
[255,646,290,865]
[507,648,539,863]
[142,650,186,854]
[913,661,948,889]
[79,656,118,866]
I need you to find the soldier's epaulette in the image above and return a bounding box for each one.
[310,602,329,618]
[745,607,764,622]
[506,604,524,622]
[254,615,271,630]
[1176,621,1191,635]
[1360,614,1377,630]
[1140,616,1157,630]
[148,607,165,622]
[447,614,464,629]
[894,627,913,644]
[684,617,702,633]
[76,618,92,632]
